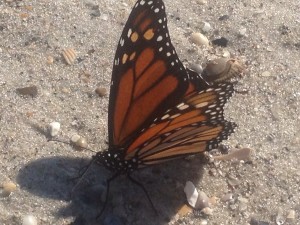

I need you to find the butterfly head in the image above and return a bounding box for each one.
[93,148,139,173]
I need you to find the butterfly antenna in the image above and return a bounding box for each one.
[97,173,120,219]
[48,138,97,153]
[127,175,158,216]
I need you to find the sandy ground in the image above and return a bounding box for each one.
[1,0,300,224]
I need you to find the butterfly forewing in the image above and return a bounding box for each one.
[109,0,200,148]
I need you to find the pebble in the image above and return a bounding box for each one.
[95,87,107,97]
[276,208,285,225]
[71,134,88,149]
[221,193,233,202]
[222,50,231,58]
[75,137,88,149]
[49,122,61,137]
[286,209,295,221]
[238,197,248,212]
[261,71,271,77]
[16,85,38,97]
[46,56,54,64]
[70,134,81,143]
[212,37,228,47]
[238,27,247,36]
[22,215,38,225]
[219,15,230,21]
[201,22,212,33]
[0,181,17,197]
[195,191,210,210]
[189,63,203,74]
[196,0,207,5]
[100,14,108,21]
[62,48,77,65]
[190,32,209,46]
[202,58,244,83]
[199,220,208,225]
[90,6,100,17]
[184,181,198,208]
[227,175,240,187]
[201,207,213,216]
[202,58,228,81]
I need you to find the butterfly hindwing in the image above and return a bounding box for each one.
[123,82,236,167]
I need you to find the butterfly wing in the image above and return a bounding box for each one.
[108,0,205,148]
[123,82,236,167]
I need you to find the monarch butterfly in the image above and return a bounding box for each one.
[91,0,236,215]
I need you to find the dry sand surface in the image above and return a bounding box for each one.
[0,0,299,224]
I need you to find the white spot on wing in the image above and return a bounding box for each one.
[170,113,180,119]
[127,29,132,38]
[161,114,170,120]
[195,102,208,108]
[120,38,124,46]
[178,104,189,110]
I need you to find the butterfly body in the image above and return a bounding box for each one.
[94,149,139,173]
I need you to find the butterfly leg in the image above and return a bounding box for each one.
[70,158,97,199]
[97,172,120,219]
[127,174,158,215]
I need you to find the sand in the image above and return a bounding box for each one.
[0,0,299,224]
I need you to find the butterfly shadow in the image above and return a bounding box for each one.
[68,155,208,225]
[17,154,207,225]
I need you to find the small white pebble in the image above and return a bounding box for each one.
[199,219,208,225]
[238,27,247,36]
[222,50,231,58]
[71,135,88,149]
[184,181,198,208]
[196,0,207,5]
[70,134,81,143]
[22,215,38,225]
[201,207,213,215]
[190,32,209,46]
[261,71,271,77]
[201,22,212,32]
[100,14,108,21]
[49,122,61,137]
